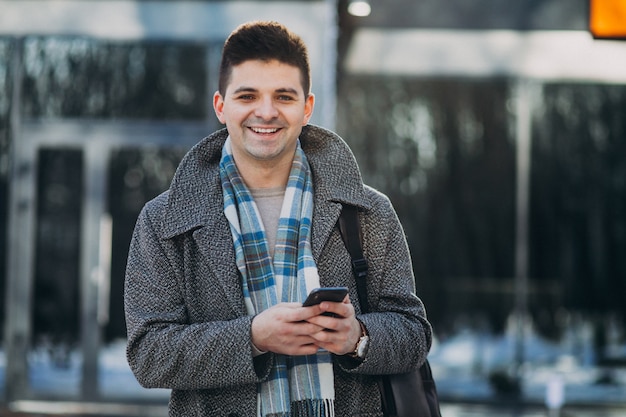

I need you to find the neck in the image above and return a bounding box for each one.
[236,158,291,189]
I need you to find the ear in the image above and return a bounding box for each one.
[213,91,226,124]
[302,93,315,125]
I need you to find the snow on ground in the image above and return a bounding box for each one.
[427,320,626,407]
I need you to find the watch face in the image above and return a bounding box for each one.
[356,335,370,358]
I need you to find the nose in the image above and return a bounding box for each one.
[254,96,279,120]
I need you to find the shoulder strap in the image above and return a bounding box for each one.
[338,205,370,313]
[340,207,442,417]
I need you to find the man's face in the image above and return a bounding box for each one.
[213,59,315,169]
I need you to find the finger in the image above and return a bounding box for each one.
[309,328,351,354]
[286,319,327,335]
[270,303,324,323]
[319,300,354,319]
[306,315,339,332]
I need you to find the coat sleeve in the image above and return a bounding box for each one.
[124,194,272,390]
[337,188,433,375]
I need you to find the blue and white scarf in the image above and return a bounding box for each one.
[220,137,335,417]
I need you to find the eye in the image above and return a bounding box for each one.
[236,94,255,101]
[277,94,296,101]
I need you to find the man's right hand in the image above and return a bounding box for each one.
[251,303,326,356]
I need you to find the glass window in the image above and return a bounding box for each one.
[21,37,208,119]
[530,83,626,352]
[337,77,516,332]
[337,75,626,404]
[33,148,83,357]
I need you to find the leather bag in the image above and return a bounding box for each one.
[338,205,442,417]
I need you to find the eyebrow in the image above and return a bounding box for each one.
[232,86,300,95]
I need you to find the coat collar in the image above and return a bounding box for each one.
[159,125,371,245]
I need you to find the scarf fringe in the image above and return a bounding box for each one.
[266,399,333,417]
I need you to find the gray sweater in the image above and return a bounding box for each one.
[124,125,432,416]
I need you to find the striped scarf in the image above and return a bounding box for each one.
[220,137,335,417]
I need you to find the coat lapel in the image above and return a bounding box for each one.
[160,129,246,317]
[194,222,247,317]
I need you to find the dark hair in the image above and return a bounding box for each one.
[218,21,311,96]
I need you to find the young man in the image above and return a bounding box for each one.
[124,21,432,416]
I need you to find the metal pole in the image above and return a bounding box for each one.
[80,142,109,400]
[514,79,535,378]
[4,36,35,402]
[321,0,338,131]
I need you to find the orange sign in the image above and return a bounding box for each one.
[590,0,626,39]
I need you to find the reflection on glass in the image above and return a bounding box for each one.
[337,76,626,404]
[21,37,207,119]
[34,148,83,367]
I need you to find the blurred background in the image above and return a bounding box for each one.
[1,0,626,416]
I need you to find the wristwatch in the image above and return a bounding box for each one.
[349,319,370,359]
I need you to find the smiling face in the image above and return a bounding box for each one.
[213,59,315,174]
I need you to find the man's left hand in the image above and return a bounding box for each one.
[305,296,362,355]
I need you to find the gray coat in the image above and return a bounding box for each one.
[124,125,432,417]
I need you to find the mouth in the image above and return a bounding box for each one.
[249,126,280,134]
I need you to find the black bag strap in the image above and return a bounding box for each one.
[338,204,442,417]
[338,204,370,312]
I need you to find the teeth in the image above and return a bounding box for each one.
[251,127,278,134]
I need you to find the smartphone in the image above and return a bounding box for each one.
[302,287,349,307]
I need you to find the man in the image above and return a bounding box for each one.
[125,21,432,416]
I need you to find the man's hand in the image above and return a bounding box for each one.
[251,303,326,356]
[305,296,363,356]
[251,297,363,357]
